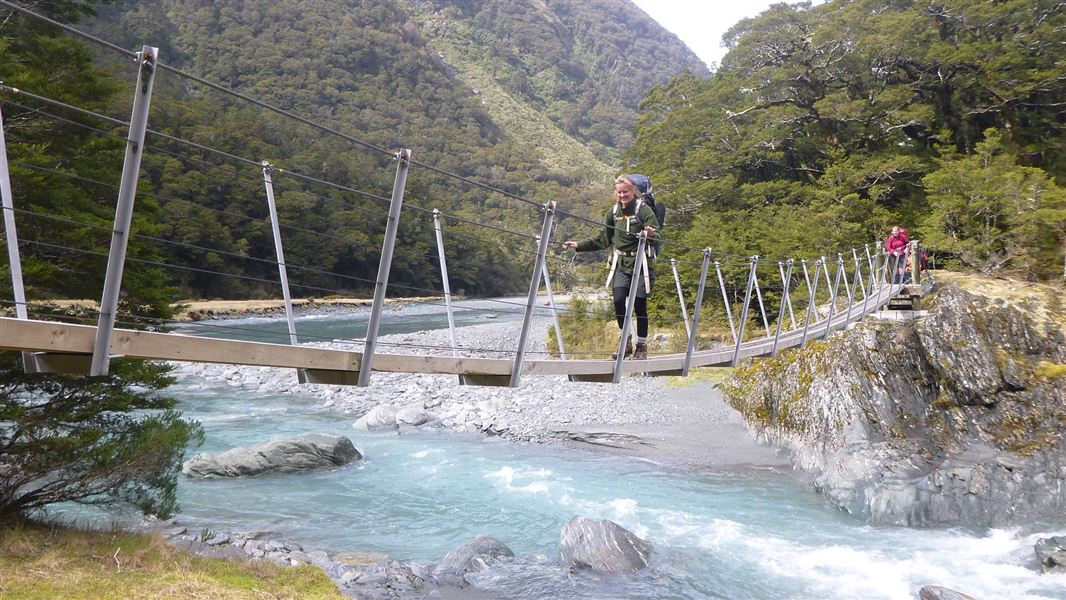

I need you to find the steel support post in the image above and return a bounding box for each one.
[910,240,921,285]
[822,255,845,340]
[771,258,794,356]
[752,267,771,338]
[357,148,411,387]
[262,162,298,347]
[671,258,690,337]
[863,249,876,315]
[821,255,834,312]
[715,261,738,345]
[541,242,566,360]
[886,250,895,289]
[840,253,852,302]
[779,260,797,329]
[432,209,460,357]
[843,253,862,328]
[90,46,158,376]
[0,103,34,372]
[510,202,556,387]
[801,258,814,299]
[800,259,822,346]
[682,248,711,377]
[730,256,758,368]
[853,248,867,301]
[612,232,648,384]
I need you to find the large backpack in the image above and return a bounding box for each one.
[628,174,666,229]
[626,174,665,256]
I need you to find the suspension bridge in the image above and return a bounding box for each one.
[0,7,926,387]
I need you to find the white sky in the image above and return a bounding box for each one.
[631,0,794,68]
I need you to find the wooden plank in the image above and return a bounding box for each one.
[31,352,92,375]
[300,368,359,385]
[0,290,897,382]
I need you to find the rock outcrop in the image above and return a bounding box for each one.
[559,516,651,573]
[183,433,361,478]
[724,277,1066,526]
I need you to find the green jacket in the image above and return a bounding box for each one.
[575,200,662,274]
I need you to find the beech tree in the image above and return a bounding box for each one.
[0,0,200,523]
[0,354,203,521]
[634,0,1065,286]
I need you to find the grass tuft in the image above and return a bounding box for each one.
[0,520,345,600]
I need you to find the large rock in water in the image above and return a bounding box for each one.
[559,516,651,573]
[723,279,1066,526]
[183,433,360,478]
[434,535,514,586]
[919,586,975,600]
[1035,536,1066,573]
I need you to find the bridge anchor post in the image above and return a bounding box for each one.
[770,259,794,357]
[730,256,758,368]
[670,258,690,338]
[799,258,822,346]
[682,248,711,376]
[357,148,411,387]
[509,201,556,387]
[0,99,36,372]
[261,161,305,383]
[612,231,648,383]
[90,45,159,377]
[822,255,845,340]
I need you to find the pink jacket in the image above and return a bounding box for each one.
[885,233,908,256]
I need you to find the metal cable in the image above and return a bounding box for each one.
[0,11,882,267]
[0,1,138,57]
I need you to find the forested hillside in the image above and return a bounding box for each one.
[635,0,1065,282]
[0,0,706,307]
[400,0,708,168]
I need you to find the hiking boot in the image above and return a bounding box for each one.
[611,339,633,360]
[633,342,648,360]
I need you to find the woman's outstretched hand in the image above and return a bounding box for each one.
[562,241,577,250]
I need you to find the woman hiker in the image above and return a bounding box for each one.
[563,174,661,360]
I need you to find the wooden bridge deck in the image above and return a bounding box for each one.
[0,284,912,384]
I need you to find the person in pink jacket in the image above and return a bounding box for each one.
[885,226,909,282]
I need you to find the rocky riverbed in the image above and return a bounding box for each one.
[168,316,783,468]
[163,315,786,598]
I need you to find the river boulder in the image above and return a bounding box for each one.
[1035,536,1066,574]
[354,405,399,431]
[182,433,361,478]
[396,405,432,426]
[435,534,514,586]
[723,276,1066,527]
[918,586,975,600]
[559,516,651,573]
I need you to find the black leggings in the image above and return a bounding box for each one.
[613,287,648,338]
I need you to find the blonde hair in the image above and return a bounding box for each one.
[614,174,639,195]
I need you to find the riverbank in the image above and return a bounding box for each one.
[168,315,784,470]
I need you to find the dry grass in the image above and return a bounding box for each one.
[0,521,344,600]
[663,366,735,389]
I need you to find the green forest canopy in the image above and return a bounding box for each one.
[635,0,1065,282]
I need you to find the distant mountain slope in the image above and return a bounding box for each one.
[62,0,709,299]
[93,0,707,178]
[401,0,709,166]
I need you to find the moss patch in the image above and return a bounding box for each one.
[1035,361,1066,381]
